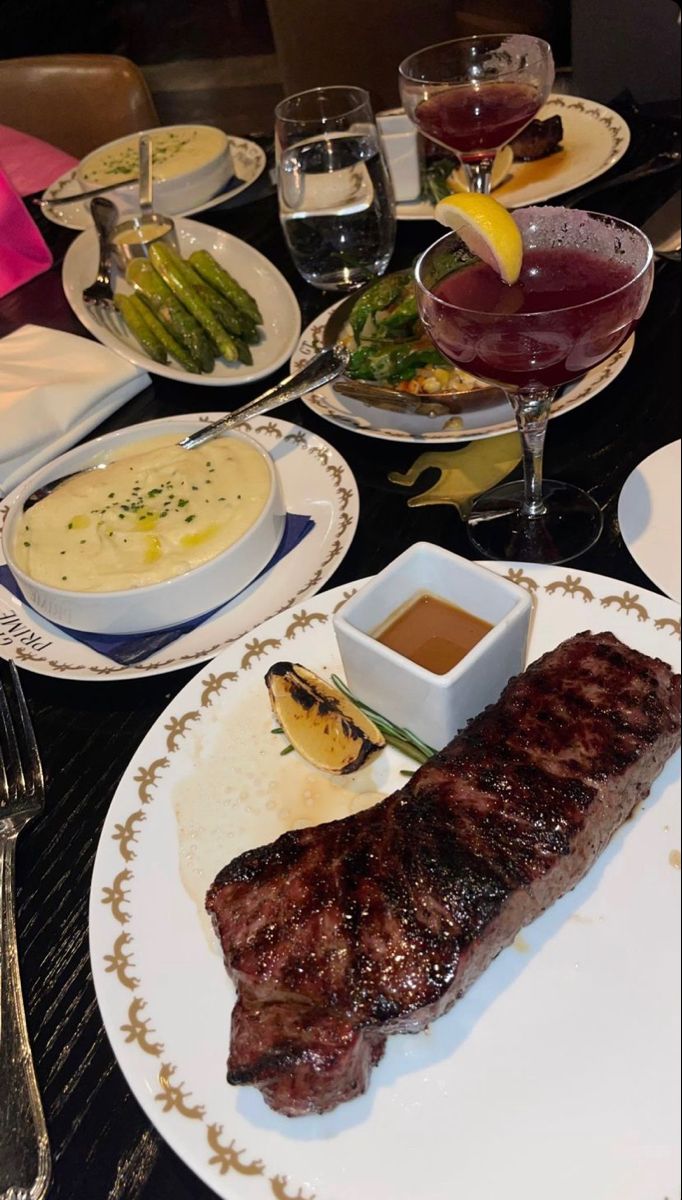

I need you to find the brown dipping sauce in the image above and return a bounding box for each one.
[373,592,493,675]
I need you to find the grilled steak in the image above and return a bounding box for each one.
[511,114,564,160]
[206,632,681,1116]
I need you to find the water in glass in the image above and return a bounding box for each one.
[276,87,396,291]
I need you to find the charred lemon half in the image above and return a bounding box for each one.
[265,662,385,774]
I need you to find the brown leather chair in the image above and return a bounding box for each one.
[266,0,565,113]
[0,55,160,158]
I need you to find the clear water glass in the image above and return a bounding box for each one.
[275,86,396,291]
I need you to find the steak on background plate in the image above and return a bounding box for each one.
[206,631,681,1117]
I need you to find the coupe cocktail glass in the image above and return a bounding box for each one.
[415,207,654,564]
[399,34,554,195]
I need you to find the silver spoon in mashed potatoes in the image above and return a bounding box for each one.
[21,345,348,513]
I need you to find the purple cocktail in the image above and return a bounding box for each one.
[400,35,554,194]
[415,207,654,563]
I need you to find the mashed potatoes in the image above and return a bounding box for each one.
[14,434,271,593]
[80,126,227,186]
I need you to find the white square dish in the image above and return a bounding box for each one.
[377,109,421,202]
[334,542,532,749]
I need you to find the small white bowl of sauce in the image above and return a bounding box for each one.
[110,212,178,268]
[334,542,532,750]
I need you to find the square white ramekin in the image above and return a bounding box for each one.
[333,542,532,750]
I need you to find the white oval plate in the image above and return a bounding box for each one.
[40,136,267,231]
[618,440,681,602]
[292,303,634,443]
[89,563,680,1200]
[0,415,357,680]
[62,217,300,386]
[398,95,630,219]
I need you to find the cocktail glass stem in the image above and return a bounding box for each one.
[508,387,556,518]
[462,159,495,194]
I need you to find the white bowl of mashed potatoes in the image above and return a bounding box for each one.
[78,125,234,215]
[2,420,286,635]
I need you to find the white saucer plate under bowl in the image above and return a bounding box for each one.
[40,136,267,231]
[0,414,358,681]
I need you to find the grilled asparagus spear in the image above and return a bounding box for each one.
[114,294,168,364]
[149,243,240,361]
[158,248,257,361]
[188,249,263,325]
[116,293,204,373]
[125,259,215,372]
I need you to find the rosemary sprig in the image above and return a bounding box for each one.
[330,675,436,765]
[271,726,294,756]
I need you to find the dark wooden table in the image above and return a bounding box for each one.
[1,97,680,1199]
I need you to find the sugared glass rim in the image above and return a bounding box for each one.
[275,85,372,125]
[399,34,553,84]
[414,209,654,319]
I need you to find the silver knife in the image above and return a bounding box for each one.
[34,178,140,208]
[642,191,681,258]
[34,172,241,211]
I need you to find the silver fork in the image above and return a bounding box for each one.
[0,662,51,1200]
[82,196,118,309]
[82,198,129,340]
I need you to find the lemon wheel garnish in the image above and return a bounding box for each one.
[266,663,385,774]
[433,193,523,285]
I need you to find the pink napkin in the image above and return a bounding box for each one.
[0,123,78,196]
[0,167,53,298]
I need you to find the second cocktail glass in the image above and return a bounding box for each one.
[399,34,554,195]
[415,206,654,564]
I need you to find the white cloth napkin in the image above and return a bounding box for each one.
[0,325,150,497]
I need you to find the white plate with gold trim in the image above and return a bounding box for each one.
[40,136,267,231]
[89,564,680,1200]
[0,415,357,681]
[398,95,630,219]
[293,305,634,443]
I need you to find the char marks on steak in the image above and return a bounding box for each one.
[206,632,681,1116]
[511,114,564,160]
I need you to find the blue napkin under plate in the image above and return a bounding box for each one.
[0,511,314,667]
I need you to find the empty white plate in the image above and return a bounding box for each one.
[618,440,681,602]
